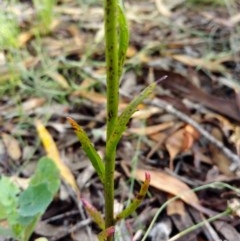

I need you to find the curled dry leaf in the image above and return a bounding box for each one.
[134,169,199,208]
[165,128,185,169]
[182,125,199,151]
[165,125,198,169]
[35,120,79,194]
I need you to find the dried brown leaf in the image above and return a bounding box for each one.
[134,169,199,207]
[2,133,21,162]
[22,98,45,112]
[172,54,226,72]
[165,128,184,169]
[128,122,174,136]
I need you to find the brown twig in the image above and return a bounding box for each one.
[150,99,240,172]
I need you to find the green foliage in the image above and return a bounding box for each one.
[117,2,129,78]
[68,1,154,240]
[186,0,225,6]
[82,199,105,230]
[0,11,19,49]
[33,0,56,33]
[0,157,60,241]
[115,172,150,222]
[67,117,105,183]
[106,80,160,153]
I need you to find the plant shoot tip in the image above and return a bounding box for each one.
[145,172,151,182]
[66,116,73,121]
[81,199,92,208]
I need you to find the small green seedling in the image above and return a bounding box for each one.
[67,0,164,240]
[0,157,60,241]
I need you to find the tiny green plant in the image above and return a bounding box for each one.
[67,0,165,240]
[0,157,60,241]
[33,0,56,33]
[0,10,19,49]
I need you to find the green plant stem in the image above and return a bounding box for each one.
[141,181,240,241]
[104,0,119,138]
[104,0,119,240]
[168,208,231,241]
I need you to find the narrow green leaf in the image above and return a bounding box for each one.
[67,117,105,183]
[82,199,105,230]
[107,77,166,152]
[114,172,150,222]
[118,1,129,78]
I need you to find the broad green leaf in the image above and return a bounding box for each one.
[0,226,14,239]
[0,176,19,222]
[0,176,20,208]
[19,158,60,217]
[14,158,60,240]
[67,117,105,183]
[118,2,129,78]
[30,157,60,195]
[17,214,40,241]
[18,183,52,217]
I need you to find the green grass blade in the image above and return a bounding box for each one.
[118,2,129,78]
[67,117,105,183]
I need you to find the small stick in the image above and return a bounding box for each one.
[150,99,240,172]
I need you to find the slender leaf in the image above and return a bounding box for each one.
[67,117,105,183]
[114,172,150,222]
[118,1,129,78]
[82,199,105,230]
[107,77,167,152]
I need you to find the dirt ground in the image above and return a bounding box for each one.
[1,0,240,240]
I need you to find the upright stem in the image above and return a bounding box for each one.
[104,0,119,240]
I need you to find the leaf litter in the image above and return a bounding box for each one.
[1,0,240,241]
